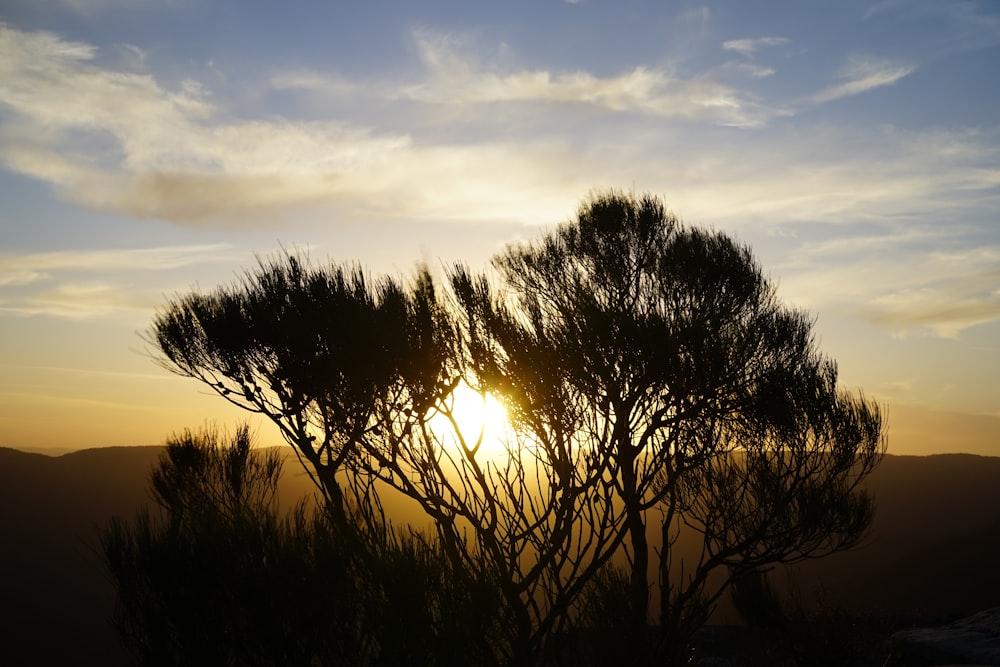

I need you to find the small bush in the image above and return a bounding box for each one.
[102,425,505,666]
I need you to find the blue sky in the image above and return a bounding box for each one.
[0,0,998,453]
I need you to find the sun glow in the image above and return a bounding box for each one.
[427,382,513,460]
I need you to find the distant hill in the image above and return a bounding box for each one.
[0,446,163,666]
[0,445,319,667]
[1,448,999,665]
[782,453,1000,620]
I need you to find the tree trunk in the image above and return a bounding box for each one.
[621,460,649,634]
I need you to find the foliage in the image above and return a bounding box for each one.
[101,425,503,666]
[455,190,885,662]
[144,190,885,664]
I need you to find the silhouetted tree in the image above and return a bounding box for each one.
[452,190,884,662]
[149,258,611,663]
[147,190,884,664]
[149,262,455,539]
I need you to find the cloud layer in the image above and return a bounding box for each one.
[0,21,998,340]
[0,23,954,229]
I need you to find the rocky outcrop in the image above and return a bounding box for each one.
[886,608,1000,666]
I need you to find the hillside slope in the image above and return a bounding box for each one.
[0,446,163,666]
[1,449,999,665]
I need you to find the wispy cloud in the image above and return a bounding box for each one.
[807,55,915,104]
[0,244,234,284]
[863,0,907,21]
[861,285,1000,338]
[0,270,46,287]
[665,122,1000,339]
[854,245,1000,337]
[776,233,1000,338]
[268,70,361,98]
[0,281,158,318]
[0,23,992,254]
[0,244,239,318]
[0,23,785,226]
[721,36,789,56]
[715,62,776,79]
[0,24,413,224]
[396,29,777,128]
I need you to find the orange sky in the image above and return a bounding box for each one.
[1,3,997,455]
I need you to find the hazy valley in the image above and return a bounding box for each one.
[2,446,999,665]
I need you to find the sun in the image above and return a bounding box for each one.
[427,381,512,460]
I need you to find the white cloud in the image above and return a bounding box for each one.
[646,122,1000,339]
[856,245,1000,337]
[775,233,1000,338]
[0,244,242,318]
[0,270,46,286]
[0,22,994,270]
[398,30,776,128]
[268,70,361,98]
[721,36,789,55]
[862,285,1000,338]
[0,244,235,275]
[0,24,414,224]
[716,62,776,79]
[807,55,915,104]
[0,23,787,226]
[0,280,157,319]
[646,126,1000,238]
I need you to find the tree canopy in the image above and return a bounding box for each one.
[146,190,885,664]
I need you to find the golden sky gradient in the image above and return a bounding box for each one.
[0,1,997,454]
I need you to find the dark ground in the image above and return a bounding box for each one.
[2,448,998,666]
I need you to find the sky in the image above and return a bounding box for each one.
[0,0,997,455]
